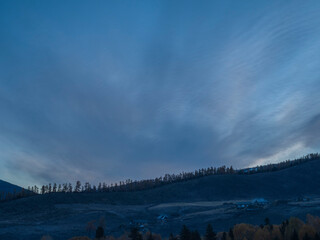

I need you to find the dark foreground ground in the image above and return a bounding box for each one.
[1,160,320,239]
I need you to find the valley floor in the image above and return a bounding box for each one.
[2,197,320,240]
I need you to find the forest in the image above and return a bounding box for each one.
[1,153,319,201]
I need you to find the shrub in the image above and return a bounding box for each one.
[233,223,257,240]
[299,224,316,240]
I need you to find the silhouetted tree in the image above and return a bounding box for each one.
[62,183,68,192]
[169,233,178,240]
[74,181,81,192]
[264,217,270,226]
[180,225,191,240]
[279,220,288,238]
[303,233,311,240]
[52,183,57,193]
[205,224,216,240]
[221,232,227,240]
[84,182,91,192]
[229,228,234,240]
[291,229,299,240]
[191,230,201,240]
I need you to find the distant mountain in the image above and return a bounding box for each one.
[0,179,23,195]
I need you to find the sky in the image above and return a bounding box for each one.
[1,0,320,187]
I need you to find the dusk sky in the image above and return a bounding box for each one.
[1,0,320,187]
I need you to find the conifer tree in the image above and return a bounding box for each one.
[191,230,201,240]
[180,225,191,240]
[221,232,227,240]
[291,229,299,240]
[62,183,68,192]
[52,183,57,193]
[74,181,81,192]
[279,220,288,238]
[229,228,234,240]
[303,233,311,240]
[205,224,216,240]
[264,217,270,226]
[169,233,178,240]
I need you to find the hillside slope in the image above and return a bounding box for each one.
[2,159,320,208]
[1,159,320,240]
[0,179,23,195]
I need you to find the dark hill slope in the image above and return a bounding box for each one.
[2,159,320,212]
[1,160,320,240]
[0,179,22,194]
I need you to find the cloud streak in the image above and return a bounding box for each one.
[1,0,320,187]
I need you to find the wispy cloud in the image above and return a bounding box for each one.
[1,0,320,187]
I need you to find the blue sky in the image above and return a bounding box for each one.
[1,0,320,187]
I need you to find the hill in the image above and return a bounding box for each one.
[5,157,320,205]
[0,179,23,196]
[1,158,320,239]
